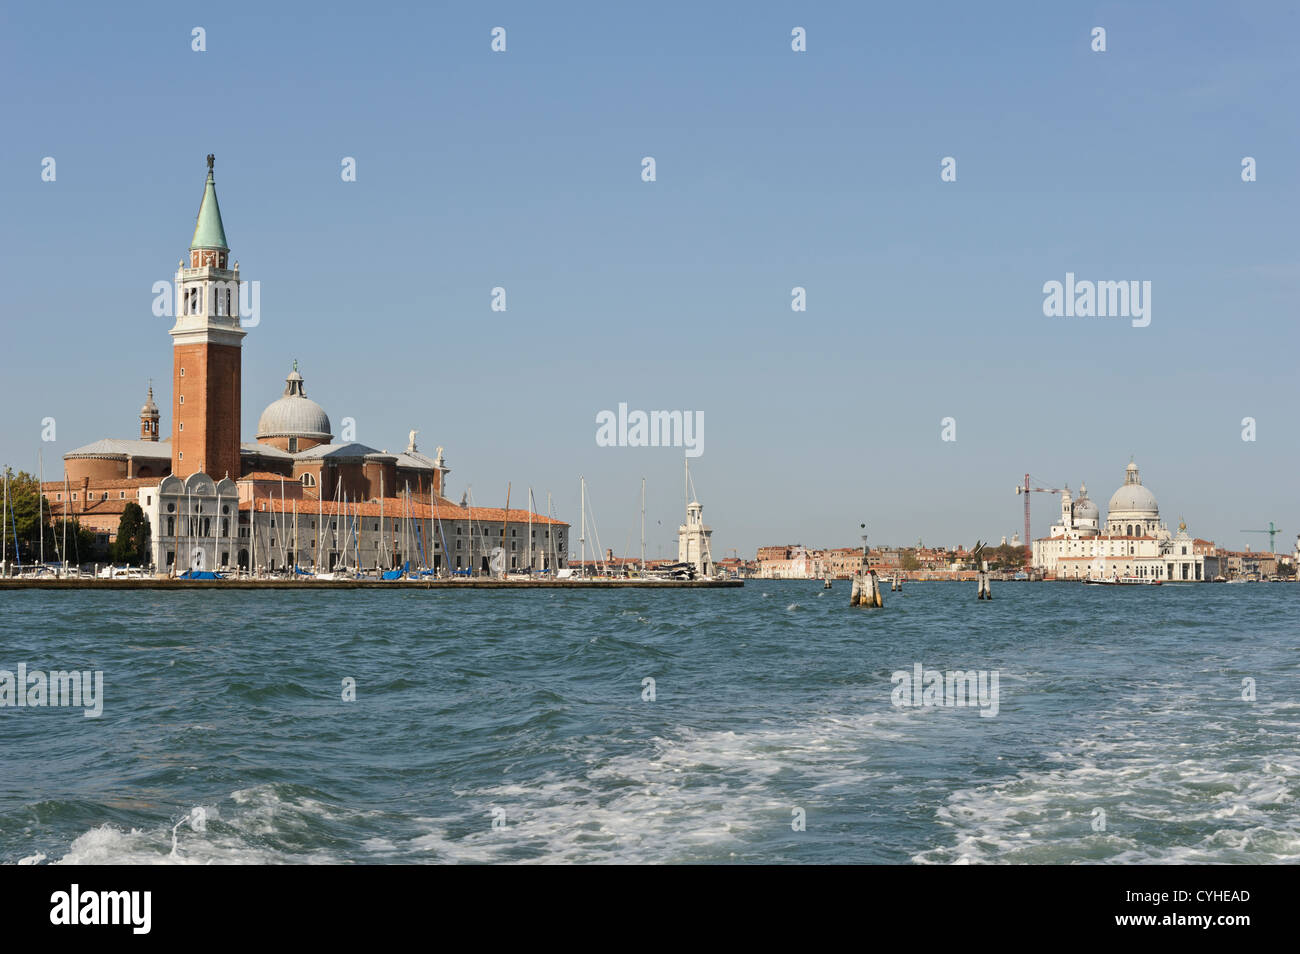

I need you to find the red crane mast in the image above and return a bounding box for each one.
[1015,475,1063,570]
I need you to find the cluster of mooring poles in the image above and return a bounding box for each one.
[848,532,993,607]
[974,541,992,600]
[850,524,884,608]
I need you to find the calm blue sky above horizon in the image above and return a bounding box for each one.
[2,1,1296,557]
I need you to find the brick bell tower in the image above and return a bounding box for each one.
[170,155,245,479]
[139,381,160,441]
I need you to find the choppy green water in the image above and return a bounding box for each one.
[1,581,1296,863]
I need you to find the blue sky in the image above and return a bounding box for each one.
[2,1,1297,558]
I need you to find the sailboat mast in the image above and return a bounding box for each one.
[1,468,7,575]
[61,471,68,575]
[500,482,511,578]
[527,487,533,574]
[580,476,586,579]
[8,468,20,572]
[279,477,286,570]
[38,450,44,567]
[641,476,646,572]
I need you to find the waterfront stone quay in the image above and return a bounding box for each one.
[0,578,743,591]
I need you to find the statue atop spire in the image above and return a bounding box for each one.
[283,363,306,397]
[206,153,215,175]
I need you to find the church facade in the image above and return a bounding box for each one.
[1032,461,1218,582]
[45,157,568,574]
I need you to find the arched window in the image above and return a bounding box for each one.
[301,472,316,487]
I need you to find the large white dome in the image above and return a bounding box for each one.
[1107,460,1158,515]
[256,367,331,442]
[1108,485,1158,514]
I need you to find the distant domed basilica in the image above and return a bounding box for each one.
[1033,460,1218,581]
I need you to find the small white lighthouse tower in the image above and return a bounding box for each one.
[678,500,714,577]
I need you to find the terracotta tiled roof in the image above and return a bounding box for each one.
[45,498,135,519]
[239,497,565,525]
[42,477,158,491]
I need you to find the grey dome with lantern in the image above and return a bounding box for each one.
[256,363,332,442]
[1107,460,1158,516]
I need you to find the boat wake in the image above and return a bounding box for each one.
[914,701,1300,864]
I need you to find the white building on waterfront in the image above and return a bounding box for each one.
[1032,460,1219,582]
[678,500,714,577]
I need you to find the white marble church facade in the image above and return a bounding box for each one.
[1032,461,1219,582]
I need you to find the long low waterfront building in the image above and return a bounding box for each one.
[141,472,568,574]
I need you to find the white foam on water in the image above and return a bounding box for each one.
[402,710,900,863]
[914,714,1300,865]
[30,786,350,865]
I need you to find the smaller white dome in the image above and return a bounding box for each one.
[1073,498,1099,521]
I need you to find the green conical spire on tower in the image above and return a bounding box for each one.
[190,153,229,251]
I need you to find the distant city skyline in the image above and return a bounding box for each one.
[2,1,1296,558]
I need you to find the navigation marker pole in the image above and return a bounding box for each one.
[851,523,883,608]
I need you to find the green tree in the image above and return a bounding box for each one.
[52,518,100,566]
[2,468,61,565]
[900,548,920,571]
[134,513,152,567]
[983,542,1028,569]
[112,502,151,566]
[2,469,41,560]
[2,468,105,567]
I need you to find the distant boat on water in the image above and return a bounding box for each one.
[1083,576,1161,586]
